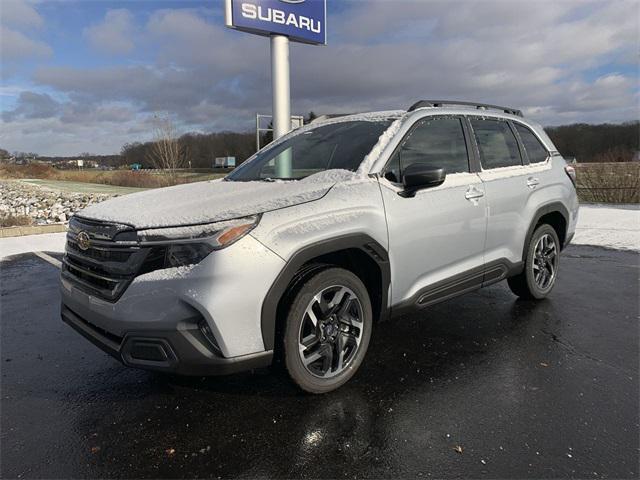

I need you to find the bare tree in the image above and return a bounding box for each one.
[146,115,186,178]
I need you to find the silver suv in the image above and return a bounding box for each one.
[60,100,579,393]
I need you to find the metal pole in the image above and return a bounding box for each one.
[256,113,260,151]
[271,34,291,177]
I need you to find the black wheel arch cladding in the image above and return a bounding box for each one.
[260,234,390,351]
[522,202,569,262]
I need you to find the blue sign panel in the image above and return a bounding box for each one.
[225,0,326,45]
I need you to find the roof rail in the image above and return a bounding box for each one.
[407,100,523,117]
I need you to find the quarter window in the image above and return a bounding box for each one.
[470,118,522,169]
[385,117,469,183]
[514,123,549,163]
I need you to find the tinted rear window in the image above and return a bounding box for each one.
[514,123,549,163]
[470,118,522,169]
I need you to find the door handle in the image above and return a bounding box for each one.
[465,187,484,200]
[527,177,540,189]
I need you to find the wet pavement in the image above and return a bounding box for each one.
[1,245,638,479]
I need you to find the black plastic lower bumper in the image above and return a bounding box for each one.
[61,304,273,376]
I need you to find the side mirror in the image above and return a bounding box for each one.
[401,163,446,197]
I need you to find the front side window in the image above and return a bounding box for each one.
[470,118,522,169]
[385,117,469,183]
[227,120,393,181]
[514,123,549,163]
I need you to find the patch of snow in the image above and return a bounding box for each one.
[479,161,552,180]
[0,232,66,260]
[134,264,195,282]
[572,204,639,251]
[357,117,405,176]
[300,169,357,184]
[276,208,364,237]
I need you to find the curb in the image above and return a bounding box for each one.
[0,224,67,238]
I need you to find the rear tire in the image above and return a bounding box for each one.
[283,268,372,394]
[508,224,560,300]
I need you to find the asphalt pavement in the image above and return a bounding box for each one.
[1,245,638,479]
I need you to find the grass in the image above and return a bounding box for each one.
[0,214,32,227]
[575,162,640,204]
[0,164,226,189]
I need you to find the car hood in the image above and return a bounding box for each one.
[76,170,357,230]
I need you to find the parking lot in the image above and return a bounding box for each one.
[1,245,638,479]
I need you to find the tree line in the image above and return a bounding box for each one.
[545,121,638,162]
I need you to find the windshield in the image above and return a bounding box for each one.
[227,120,393,181]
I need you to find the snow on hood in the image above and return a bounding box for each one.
[76,170,356,229]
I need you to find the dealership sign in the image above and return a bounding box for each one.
[225,0,327,45]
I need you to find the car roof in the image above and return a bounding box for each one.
[306,106,556,152]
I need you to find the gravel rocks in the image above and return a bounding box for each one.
[0,181,114,225]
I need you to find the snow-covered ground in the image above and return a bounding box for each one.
[0,232,67,259]
[0,204,637,261]
[572,204,639,251]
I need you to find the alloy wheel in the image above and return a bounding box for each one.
[532,233,558,290]
[298,285,364,378]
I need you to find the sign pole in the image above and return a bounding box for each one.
[271,34,292,177]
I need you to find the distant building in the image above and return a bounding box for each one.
[213,156,236,168]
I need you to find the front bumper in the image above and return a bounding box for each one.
[60,233,286,374]
[61,304,273,375]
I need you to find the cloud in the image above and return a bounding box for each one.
[1,0,638,155]
[2,91,60,121]
[0,25,52,60]
[0,1,51,66]
[0,0,44,29]
[84,9,135,55]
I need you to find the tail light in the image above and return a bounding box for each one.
[564,165,577,188]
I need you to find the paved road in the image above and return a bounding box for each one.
[1,246,638,479]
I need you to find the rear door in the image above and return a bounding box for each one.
[379,115,487,310]
[467,116,531,277]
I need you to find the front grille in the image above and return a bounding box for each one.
[62,218,152,302]
[67,238,134,263]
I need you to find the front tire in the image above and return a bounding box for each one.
[508,224,560,300]
[283,268,372,394]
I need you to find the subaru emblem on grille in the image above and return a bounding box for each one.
[77,231,91,251]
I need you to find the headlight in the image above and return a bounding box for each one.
[138,215,260,247]
[137,215,261,269]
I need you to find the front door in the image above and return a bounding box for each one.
[379,115,487,309]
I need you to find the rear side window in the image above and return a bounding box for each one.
[470,118,522,169]
[514,123,549,163]
[385,117,469,182]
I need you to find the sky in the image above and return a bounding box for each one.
[1,0,638,156]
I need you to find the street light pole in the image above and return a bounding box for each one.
[271,34,292,177]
